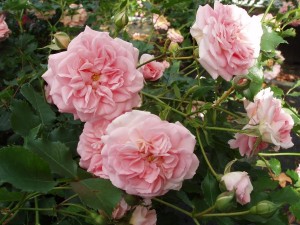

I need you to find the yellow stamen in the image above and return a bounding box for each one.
[92,73,100,81]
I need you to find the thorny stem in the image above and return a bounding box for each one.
[213,86,235,108]
[196,129,220,180]
[141,91,187,117]
[201,126,251,134]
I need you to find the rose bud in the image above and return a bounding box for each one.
[215,191,235,212]
[250,200,279,218]
[53,32,71,49]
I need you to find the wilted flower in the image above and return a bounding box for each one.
[60,4,88,27]
[152,14,170,30]
[190,2,263,81]
[167,28,184,43]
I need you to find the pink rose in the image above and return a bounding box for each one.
[77,119,110,178]
[245,88,294,149]
[0,15,11,42]
[130,205,157,225]
[101,110,199,197]
[112,198,131,220]
[152,14,170,30]
[221,171,253,205]
[228,133,268,157]
[190,2,263,81]
[60,4,88,27]
[264,63,281,81]
[139,54,169,81]
[42,26,144,122]
[167,29,184,43]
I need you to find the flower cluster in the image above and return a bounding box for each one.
[43,26,199,201]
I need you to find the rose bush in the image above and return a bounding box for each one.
[0,0,300,225]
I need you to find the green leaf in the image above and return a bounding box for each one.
[290,201,300,220]
[10,100,40,137]
[270,86,284,98]
[288,92,300,97]
[261,25,287,52]
[201,172,220,206]
[0,146,57,192]
[269,158,281,176]
[71,178,122,215]
[0,188,24,202]
[242,66,264,101]
[3,0,28,10]
[49,127,81,154]
[27,138,78,179]
[286,169,299,182]
[0,109,11,131]
[270,186,300,205]
[20,83,56,125]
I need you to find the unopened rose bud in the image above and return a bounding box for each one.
[168,42,180,55]
[215,191,235,212]
[233,75,251,91]
[114,10,129,30]
[250,200,279,218]
[53,32,70,49]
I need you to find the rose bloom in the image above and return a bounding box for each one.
[245,88,294,149]
[264,63,281,81]
[101,110,199,197]
[138,54,169,81]
[167,28,184,43]
[77,119,110,178]
[60,4,88,27]
[129,206,157,225]
[112,198,131,220]
[42,26,144,122]
[221,171,253,205]
[152,14,170,30]
[190,2,263,81]
[0,15,11,42]
[228,132,268,157]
